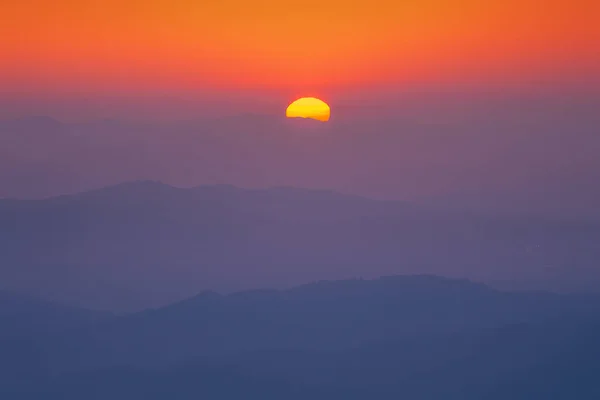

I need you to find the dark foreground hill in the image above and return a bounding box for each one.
[0,292,109,386]
[1,276,600,399]
[0,291,110,339]
[1,181,600,311]
[7,320,600,400]
[40,275,600,372]
[1,276,599,371]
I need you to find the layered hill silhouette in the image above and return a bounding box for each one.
[0,291,109,386]
[20,319,598,400]
[2,108,600,216]
[1,276,600,399]
[0,291,109,339]
[40,275,600,371]
[1,181,600,311]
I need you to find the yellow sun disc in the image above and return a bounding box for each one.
[286,97,330,122]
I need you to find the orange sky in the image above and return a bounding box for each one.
[1,0,599,94]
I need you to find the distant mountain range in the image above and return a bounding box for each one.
[1,112,599,218]
[1,275,600,399]
[1,181,599,311]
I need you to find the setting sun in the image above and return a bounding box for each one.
[286,97,331,122]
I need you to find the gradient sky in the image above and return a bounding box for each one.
[1,0,599,212]
[2,0,599,99]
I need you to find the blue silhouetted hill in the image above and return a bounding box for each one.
[31,275,600,373]
[0,291,110,339]
[2,276,600,399]
[1,181,600,311]
[0,291,110,387]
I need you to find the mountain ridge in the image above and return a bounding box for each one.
[1,181,599,311]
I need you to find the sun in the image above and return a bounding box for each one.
[286,97,330,122]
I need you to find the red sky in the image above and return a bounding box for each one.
[2,0,599,97]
